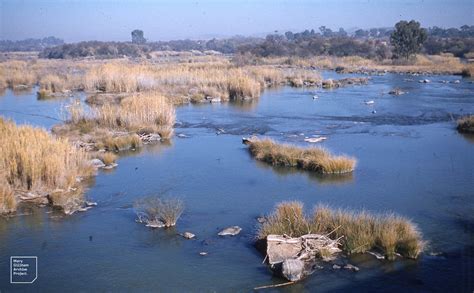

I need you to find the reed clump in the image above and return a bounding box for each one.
[0,118,94,214]
[247,138,356,174]
[0,182,16,214]
[457,115,474,133]
[134,196,184,228]
[257,202,425,260]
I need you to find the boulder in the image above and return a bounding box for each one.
[218,226,242,236]
[282,259,305,282]
[90,159,105,169]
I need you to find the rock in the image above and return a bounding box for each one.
[367,251,385,260]
[419,79,431,83]
[282,259,305,282]
[452,80,461,84]
[85,201,98,207]
[312,95,319,99]
[304,136,327,143]
[145,221,165,228]
[177,133,188,138]
[199,252,208,256]
[372,110,377,114]
[256,216,267,224]
[210,97,222,103]
[332,264,341,269]
[343,264,359,272]
[364,100,375,105]
[102,163,118,170]
[140,133,161,143]
[90,159,105,168]
[218,226,242,236]
[182,232,195,239]
[242,136,258,145]
[388,89,405,96]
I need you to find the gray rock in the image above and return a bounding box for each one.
[343,264,359,272]
[218,226,242,236]
[210,97,222,103]
[140,133,161,143]
[182,232,195,239]
[199,252,208,256]
[256,216,267,224]
[282,259,305,281]
[332,264,341,269]
[90,159,105,168]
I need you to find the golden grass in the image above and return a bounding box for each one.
[134,196,184,228]
[0,118,94,213]
[97,152,118,165]
[457,115,474,133]
[39,74,66,92]
[248,138,356,174]
[257,202,425,260]
[0,182,16,214]
[98,134,142,151]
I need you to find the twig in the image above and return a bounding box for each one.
[254,281,295,290]
[262,254,268,264]
[325,225,342,237]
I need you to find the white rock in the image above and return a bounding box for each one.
[90,159,105,168]
[218,226,242,236]
[304,136,327,143]
[364,100,375,105]
[282,259,305,281]
[182,232,195,239]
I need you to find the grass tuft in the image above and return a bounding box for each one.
[134,196,184,228]
[247,138,356,174]
[258,202,424,259]
[457,115,474,134]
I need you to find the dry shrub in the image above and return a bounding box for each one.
[258,202,424,259]
[134,196,184,228]
[39,74,65,92]
[248,138,356,174]
[0,118,94,213]
[227,70,261,100]
[0,60,37,88]
[457,115,474,133]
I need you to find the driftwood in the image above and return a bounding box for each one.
[265,234,342,282]
[266,234,341,265]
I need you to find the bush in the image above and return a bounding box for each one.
[457,115,474,133]
[134,196,184,228]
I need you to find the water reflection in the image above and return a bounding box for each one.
[254,161,354,185]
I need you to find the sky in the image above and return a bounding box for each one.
[1,0,473,42]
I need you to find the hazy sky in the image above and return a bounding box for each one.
[1,0,473,42]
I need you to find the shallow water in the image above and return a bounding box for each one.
[0,73,473,292]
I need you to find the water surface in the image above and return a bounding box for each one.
[0,73,473,292]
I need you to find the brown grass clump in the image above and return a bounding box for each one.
[134,196,184,228]
[98,134,142,151]
[247,138,356,174]
[0,182,17,214]
[94,93,176,139]
[97,152,118,165]
[39,74,66,93]
[0,118,94,214]
[258,202,425,260]
[0,60,37,88]
[457,115,474,133]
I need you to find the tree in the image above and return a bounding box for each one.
[131,29,146,44]
[390,20,427,59]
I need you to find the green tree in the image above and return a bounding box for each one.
[390,20,427,59]
[131,29,146,44]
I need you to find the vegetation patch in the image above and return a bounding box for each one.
[258,201,425,260]
[134,196,184,228]
[0,118,94,214]
[246,138,356,174]
[457,115,474,133]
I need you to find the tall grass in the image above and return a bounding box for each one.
[0,118,94,213]
[258,202,425,260]
[247,138,356,174]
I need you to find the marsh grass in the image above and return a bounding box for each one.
[0,182,16,214]
[257,202,424,260]
[248,138,356,174]
[98,134,142,151]
[134,196,184,228]
[97,152,118,165]
[457,115,474,133]
[0,118,94,213]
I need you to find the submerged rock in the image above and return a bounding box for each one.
[388,88,406,96]
[332,264,341,269]
[343,264,359,272]
[282,259,305,282]
[218,226,242,236]
[140,133,161,143]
